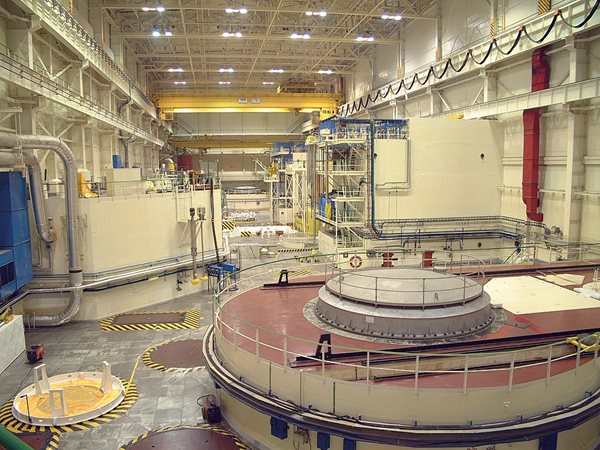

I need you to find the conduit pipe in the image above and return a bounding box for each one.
[0,151,54,243]
[0,132,82,326]
[522,47,549,222]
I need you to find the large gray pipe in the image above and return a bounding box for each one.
[0,132,82,326]
[0,151,54,243]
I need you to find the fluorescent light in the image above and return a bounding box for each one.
[168,67,183,72]
[356,35,374,42]
[268,69,284,73]
[381,14,402,20]
[306,10,326,17]
[151,27,161,36]
[219,81,231,85]
[291,32,310,39]
[142,6,151,11]
[219,68,235,73]
[222,31,243,37]
[164,28,173,36]
[173,81,187,85]
[156,5,165,12]
[225,7,248,14]
[318,69,333,74]
[262,81,275,85]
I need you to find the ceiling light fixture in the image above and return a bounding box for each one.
[222,31,243,37]
[173,81,187,85]
[225,7,248,14]
[318,69,333,74]
[218,68,235,73]
[381,14,402,20]
[151,26,161,36]
[142,5,165,12]
[262,81,275,85]
[290,32,310,39]
[168,67,184,72]
[164,27,173,36]
[219,81,232,85]
[305,10,327,17]
[268,69,284,73]
[356,35,375,42]
[156,5,165,12]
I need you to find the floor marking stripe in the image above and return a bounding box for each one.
[99,310,200,332]
[0,378,138,434]
[118,424,246,449]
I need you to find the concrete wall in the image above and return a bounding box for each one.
[374,118,503,220]
[38,190,221,275]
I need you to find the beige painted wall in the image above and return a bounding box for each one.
[39,190,221,275]
[374,118,503,220]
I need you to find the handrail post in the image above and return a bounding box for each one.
[283,335,288,371]
[366,351,371,389]
[414,355,419,395]
[546,345,553,385]
[321,344,326,380]
[255,328,260,361]
[508,352,515,392]
[233,321,238,350]
[422,278,426,310]
[463,355,469,395]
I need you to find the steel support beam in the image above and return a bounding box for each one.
[340,0,599,117]
[431,77,600,119]
[11,0,160,120]
[0,52,164,146]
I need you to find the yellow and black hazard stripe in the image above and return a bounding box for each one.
[99,309,200,332]
[142,343,204,374]
[273,268,313,279]
[538,0,551,15]
[222,220,236,230]
[118,425,246,450]
[0,379,138,434]
[47,432,60,449]
[277,247,315,253]
[240,231,252,237]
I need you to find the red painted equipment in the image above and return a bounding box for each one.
[522,47,549,222]
[27,344,45,364]
[177,154,194,171]
[381,252,396,268]
[422,251,434,268]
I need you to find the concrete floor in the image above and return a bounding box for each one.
[0,234,316,449]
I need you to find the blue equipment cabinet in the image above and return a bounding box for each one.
[0,171,33,300]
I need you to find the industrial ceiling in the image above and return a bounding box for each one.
[100,0,438,95]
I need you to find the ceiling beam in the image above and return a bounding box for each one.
[101,4,436,20]
[114,32,401,44]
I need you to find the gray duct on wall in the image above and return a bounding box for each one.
[0,132,81,326]
[0,151,54,243]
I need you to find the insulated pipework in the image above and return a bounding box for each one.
[190,206,207,285]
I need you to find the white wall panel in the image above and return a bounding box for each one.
[42,191,222,274]
[441,0,489,56]
[373,44,398,89]
[374,118,503,219]
[404,20,436,73]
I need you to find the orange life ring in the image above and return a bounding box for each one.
[349,255,362,269]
